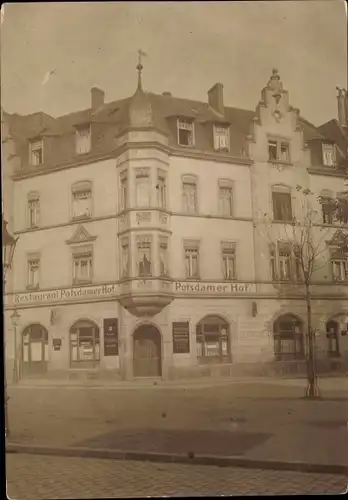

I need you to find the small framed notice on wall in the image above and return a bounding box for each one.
[103,318,119,356]
[172,322,190,354]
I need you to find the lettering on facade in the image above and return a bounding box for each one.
[174,282,256,294]
[12,284,119,305]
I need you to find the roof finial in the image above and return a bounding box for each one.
[136,49,147,92]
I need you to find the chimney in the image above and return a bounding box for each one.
[208,83,224,115]
[91,87,105,110]
[336,87,347,126]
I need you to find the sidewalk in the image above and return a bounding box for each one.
[6,379,348,473]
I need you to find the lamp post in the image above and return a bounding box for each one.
[11,310,21,384]
[2,216,19,438]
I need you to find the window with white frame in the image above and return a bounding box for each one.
[72,182,92,219]
[322,143,335,166]
[121,237,129,278]
[135,168,150,207]
[137,236,152,277]
[182,175,198,214]
[157,170,167,209]
[214,125,230,152]
[27,255,40,289]
[331,250,348,281]
[270,243,300,282]
[75,126,91,155]
[221,241,236,280]
[268,139,290,162]
[177,119,194,147]
[219,179,233,216]
[72,246,93,284]
[30,139,43,166]
[120,171,128,211]
[159,236,169,276]
[272,185,292,222]
[184,240,199,278]
[28,192,40,228]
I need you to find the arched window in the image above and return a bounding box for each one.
[196,315,230,364]
[273,314,304,360]
[326,320,340,358]
[70,319,100,368]
[22,324,49,376]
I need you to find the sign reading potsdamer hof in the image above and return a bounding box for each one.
[174,282,256,294]
[7,284,119,307]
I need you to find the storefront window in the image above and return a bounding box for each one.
[273,314,304,360]
[70,320,100,368]
[196,316,230,364]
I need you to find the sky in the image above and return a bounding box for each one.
[1,1,347,126]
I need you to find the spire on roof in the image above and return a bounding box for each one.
[267,68,283,93]
[136,49,147,93]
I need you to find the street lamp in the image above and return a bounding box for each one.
[11,309,21,385]
[2,216,19,438]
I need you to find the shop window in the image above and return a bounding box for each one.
[22,324,48,377]
[273,314,304,361]
[70,320,100,368]
[196,315,230,364]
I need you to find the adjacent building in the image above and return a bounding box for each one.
[2,65,348,382]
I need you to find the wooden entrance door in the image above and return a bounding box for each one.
[133,325,161,377]
[22,324,48,377]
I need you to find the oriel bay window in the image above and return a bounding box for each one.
[70,320,100,368]
[135,168,150,207]
[28,192,40,228]
[182,175,198,214]
[72,245,93,284]
[219,179,233,216]
[137,235,152,277]
[72,181,92,219]
[27,254,40,289]
[272,185,292,222]
[121,237,129,278]
[184,240,199,278]
[159,236,169,276]
[196,316,231,364]
[120,170,128,211]
[273,315,304,360]
[221,241,236,280]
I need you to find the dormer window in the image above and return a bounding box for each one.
[268,139,290,163]
[76,126,91,155]
[30,139,43,166]
[177,119,194,147]
[214,125,230,152]
[322,143,335,166]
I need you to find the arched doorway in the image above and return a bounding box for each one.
[133,324,162,377]
[70,319,100,368]
[273,314,304,360]
[196,315,230,364]
[326,320,340,358]
[22,324,49,376]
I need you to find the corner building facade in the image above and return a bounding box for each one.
[3,69,348,382]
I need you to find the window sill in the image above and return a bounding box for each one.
[185,276,200,281]
[272,219,294,224]
[72,280,92,286]
[26,285,40,291]
[268,160,293,167]
[71,215,92,221]
[28,225,40,230]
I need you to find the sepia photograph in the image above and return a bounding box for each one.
[1,1,348,497]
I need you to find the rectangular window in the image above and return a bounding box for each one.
[272,191,292,221]
[72,188,92,219]
[120,171,128,211]
[322,198,335,224]
[184,241,199,278]
[27,258,40,289]
[219,184,233,216]
[157,170,167,209]
[135,169,150,207]
[221,242,236,280]
[322,143,335,166]
[278,247,292,281]
[72,248,93,284]
[121,238,129,278]
[270,243,297,282]
[268,139,290,162]
[182,178,197,214]
[30,140,43,166]
[332,258,348,281]
[159,236,168,276]
[76,126,91,155]
[28,195,40,228]
[177,119,194,147]
[137,237,152,277]
[214,126,230,152]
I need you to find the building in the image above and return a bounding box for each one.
[2,65,348,383]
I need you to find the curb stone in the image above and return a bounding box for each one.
[6,443,348,476]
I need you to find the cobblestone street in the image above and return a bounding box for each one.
[6,453,348,498]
